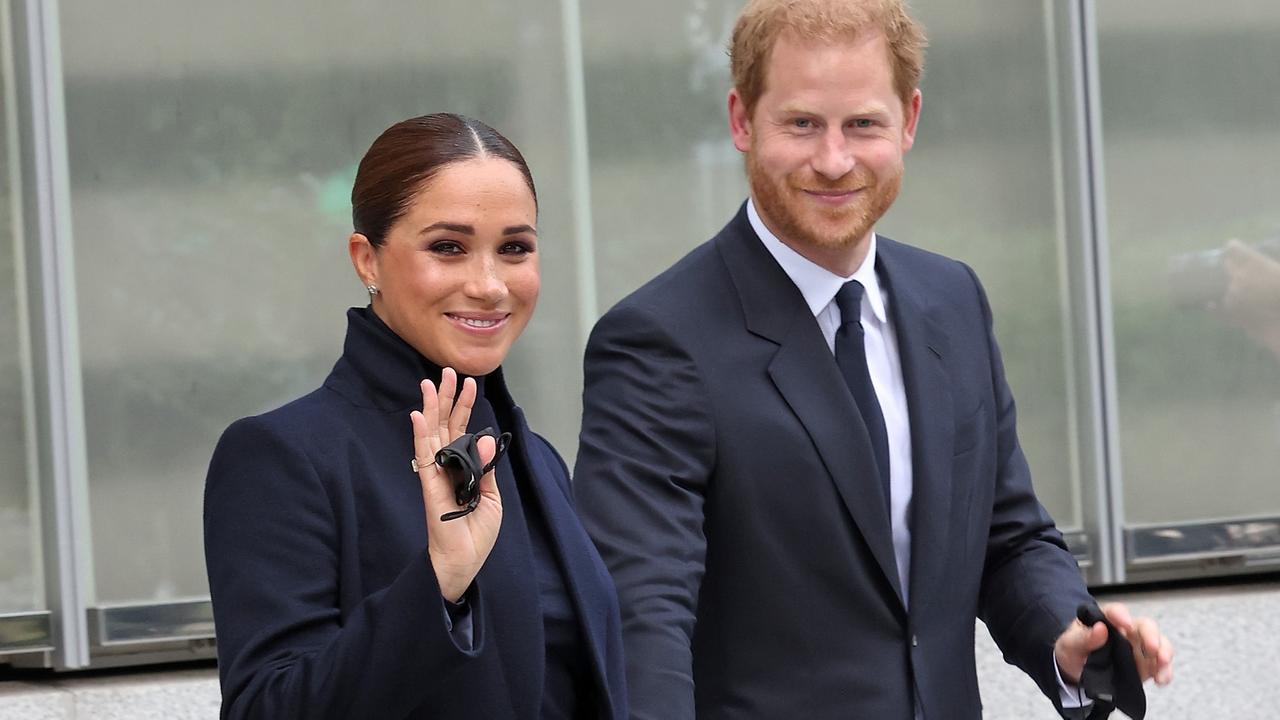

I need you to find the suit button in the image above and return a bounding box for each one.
[911,635,919,647]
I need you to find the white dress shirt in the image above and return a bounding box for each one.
[747,199,915,602]
[746,199,1087,713]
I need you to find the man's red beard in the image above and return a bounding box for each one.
[746,149,901,252]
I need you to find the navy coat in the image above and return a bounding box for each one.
[573,205,1093,719]
[205,307,626,719]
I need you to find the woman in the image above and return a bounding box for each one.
[204,113,626,719]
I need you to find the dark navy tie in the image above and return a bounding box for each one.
[834,280,892,518]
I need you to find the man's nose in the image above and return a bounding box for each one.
[811,129,856,180]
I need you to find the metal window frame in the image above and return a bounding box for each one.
[5,0,1275,673]
[0,611,52,654]
[88,600,215,648]
[1076,0,1130,587]
[1040,0,1116,585]
[9,0,94,669]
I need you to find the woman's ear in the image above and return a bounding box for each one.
[349,232,378,289]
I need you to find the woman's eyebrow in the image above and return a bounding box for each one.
[420,222,474,235]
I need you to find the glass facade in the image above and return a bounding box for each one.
[579,0,1089,534]
[56,0,584,604]
[1097,0,1280,573]
[1,0,1276,668]
[1098,1,1280,520]
[1,0,42,615]
[886,1,1086,529]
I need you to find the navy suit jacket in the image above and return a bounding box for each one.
[205,307,626,719]
[573,205,1092,720]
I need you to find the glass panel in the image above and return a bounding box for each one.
[58,0,580,604]
[582,1,1085,530]
[0,0,44,613]
[580,0,1086,531]
[1098,1,1280,529]
[581,0,750,311]
[888,2,1085,529]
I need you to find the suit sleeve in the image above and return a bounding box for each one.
[963,265,1097,718]
[572,303,716,720]
[204,417,486,720]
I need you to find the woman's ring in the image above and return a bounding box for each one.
[411,457,435,473]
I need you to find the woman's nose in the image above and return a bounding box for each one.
[464,258,508,304]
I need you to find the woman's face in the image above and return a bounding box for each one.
[352,157,540,376]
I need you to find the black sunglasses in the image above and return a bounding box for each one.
[435,426,511,521]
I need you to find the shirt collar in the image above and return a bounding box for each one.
[747,197,887,323]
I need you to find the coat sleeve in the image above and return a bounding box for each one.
[204,416,487,720]
[572,303,716,720]
[964,264,1097,718]
[531,430,575,500]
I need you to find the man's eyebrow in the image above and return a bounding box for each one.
[775,102,891,116]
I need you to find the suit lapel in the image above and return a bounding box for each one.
[717,206,904,607]
[877,239,954,619]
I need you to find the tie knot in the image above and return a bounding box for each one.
[834,280,865,326]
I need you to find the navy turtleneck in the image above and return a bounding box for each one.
[355,307,593,719]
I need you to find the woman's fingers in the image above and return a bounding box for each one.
[437,367,458,440]
[449,377,477,440]
[475,434,501,504]
[411,409,451,512]
[418,379,441,449]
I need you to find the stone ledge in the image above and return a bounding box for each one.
[976,579,1280,719]
[1,579,1277,718]
[0,666,219,720]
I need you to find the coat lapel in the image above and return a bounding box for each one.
[467,406,544,717]
[877,239,954,619]
[717,207,904,607]
[508,404,618,718]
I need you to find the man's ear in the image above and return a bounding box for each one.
[348,232,379,289]
[728,88,753,153]
[901,88,923,153]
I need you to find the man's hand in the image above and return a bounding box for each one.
[1054,602,1174,687]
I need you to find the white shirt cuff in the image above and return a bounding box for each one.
[1054,651,1093,709]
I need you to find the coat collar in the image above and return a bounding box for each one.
[324,306,515,413]
[326,306,619,709]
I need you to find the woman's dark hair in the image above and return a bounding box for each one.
[351,113,537,247]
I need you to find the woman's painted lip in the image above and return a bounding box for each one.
[445,312,511,335]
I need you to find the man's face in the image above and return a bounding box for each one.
[729,31,921,274]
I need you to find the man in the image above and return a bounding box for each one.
[573,1,1173,718]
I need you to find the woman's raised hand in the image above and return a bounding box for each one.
[410,368,503,603]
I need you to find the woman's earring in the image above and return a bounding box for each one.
[367,285,379,297]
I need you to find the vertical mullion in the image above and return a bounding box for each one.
[559,0,598,340]
[1076,0,1125,585]
[1041,0,1086,544]
[18,0,93,667]
[1047,0,1118,585]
